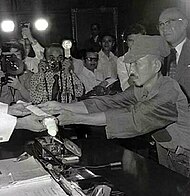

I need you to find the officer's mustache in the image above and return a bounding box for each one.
[129,73,138,79]
[128,74,138,85]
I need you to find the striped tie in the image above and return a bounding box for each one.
[168,48,177,79]
[52,74,60,101]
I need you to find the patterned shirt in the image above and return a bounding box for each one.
[30,70,84,104]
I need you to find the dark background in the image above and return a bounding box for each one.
[0,0,189,55]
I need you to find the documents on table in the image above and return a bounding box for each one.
[0,155,69,196]
[0,178,68,196]
[0,155,50,187]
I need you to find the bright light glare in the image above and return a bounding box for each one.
[1,20,15,32]
[34,18,48,31]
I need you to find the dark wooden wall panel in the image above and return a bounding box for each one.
[72,8,118,50]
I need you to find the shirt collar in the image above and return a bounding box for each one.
[99,49,114,59]
[175,37,187,56]
[148,74,165,98]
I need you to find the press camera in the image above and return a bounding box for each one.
[38,59,62,73]
[47,59,62,71]
[20,22,30,29]
[0,42,24,85]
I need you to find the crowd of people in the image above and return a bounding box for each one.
[1,7,190,178]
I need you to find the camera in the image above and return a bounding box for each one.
[38,59,61,73]
[0,42,25,85]
[47,60,61,71]
[0,54,20,85]
[1,43,12,53]
[20,22,30,29]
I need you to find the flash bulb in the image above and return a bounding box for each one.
[62,40,72,49]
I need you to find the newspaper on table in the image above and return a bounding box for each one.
[0,155,68,196]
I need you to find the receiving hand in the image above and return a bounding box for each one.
[8,76,22,90]
[8,102,31,116]
[16,114,46,132]
[38,101,64,115]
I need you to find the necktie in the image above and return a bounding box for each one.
[52,74,60,101]
[168,48,177,79]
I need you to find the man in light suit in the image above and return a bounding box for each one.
[158,7,190,102]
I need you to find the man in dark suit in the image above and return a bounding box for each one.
[158,7,190,102]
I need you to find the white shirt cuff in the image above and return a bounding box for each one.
[0,113,17,142]
[0,102,8,114]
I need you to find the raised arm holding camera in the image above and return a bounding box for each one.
[20,23,44,73]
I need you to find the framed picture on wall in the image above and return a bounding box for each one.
[71,7,118,52]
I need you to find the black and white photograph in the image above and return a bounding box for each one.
[0,0,190,195]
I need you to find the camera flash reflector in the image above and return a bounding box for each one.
[1,20,15,32]
[62,40,72,58]
[34,18,48,31]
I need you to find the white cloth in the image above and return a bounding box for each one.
[96,50,118,81]
[0,102,17,142]
[175,38,186,64]
[73,58,100,93]
[117,54,130,91]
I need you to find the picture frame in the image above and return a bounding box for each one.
[71,7,118,51]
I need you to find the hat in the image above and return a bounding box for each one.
[124,35,170,63]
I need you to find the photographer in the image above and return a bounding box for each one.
[30,43,84,104]
[0,41,32,105]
